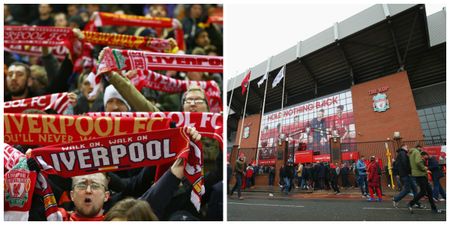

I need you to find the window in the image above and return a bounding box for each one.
[418,104,446,145]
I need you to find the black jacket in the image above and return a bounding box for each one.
[395,148,411,177]
[427,157,443,180]
[279,167,286,179]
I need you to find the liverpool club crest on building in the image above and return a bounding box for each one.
[372,93,390,112]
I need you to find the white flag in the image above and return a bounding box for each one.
[272,65,285,88]
[257,73,268,88]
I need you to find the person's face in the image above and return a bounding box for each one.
[151,5,167,17]
[28,73,45,92]
[336,107,342,116]
[67,5,78,17]
[81,79,95,101]
[106,98,129,112]
[39,4,52,15]
[190,5,202,19]
[70,174,110,217]
[87,4,99,15]
[54,14,68,27]
[183,90,208,112]
[317,111,324,118]
[80,11,90,22]
[7,65,28,95]
[195,31,210,47]
[187,71,204,81]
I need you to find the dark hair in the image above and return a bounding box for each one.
[337,105,344,110]
[319,109,324,113]
[104,198,158,221]
[420,151,429,156]
[10,62,31,77]
[415,144,422,148]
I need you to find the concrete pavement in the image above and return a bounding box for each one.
[227,191,446,221]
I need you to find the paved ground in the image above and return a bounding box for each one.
[227,192,446,221]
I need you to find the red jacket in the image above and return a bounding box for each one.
[367,161,381,187]
[246,168,254,178]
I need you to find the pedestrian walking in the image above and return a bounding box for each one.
[407,146,441,214]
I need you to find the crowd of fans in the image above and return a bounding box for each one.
[4,4,223,221]
[228,145,445,214]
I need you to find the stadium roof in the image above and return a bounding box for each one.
[227,4,446,133]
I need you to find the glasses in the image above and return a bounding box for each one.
[184,99,206,105]
[73,182,106,191]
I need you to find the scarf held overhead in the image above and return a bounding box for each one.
[4,26,81,59]
[30,127,189,177]
[4,113,170,146]
[98,48,223,73]
[86,112,223,147]
[86,11,184,50]
[4,92,69,114]
[131,70,222,112]
[4,45,68,60]
[31,127,204,211]
[82,31,170,52]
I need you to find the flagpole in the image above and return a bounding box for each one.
[281,65,286,111]
[280,65,287,161]
[256,57,272,165]
[227,77,236,118]
[238,69,251,149]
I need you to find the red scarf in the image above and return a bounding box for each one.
[82,31,170,52]
[32,127,204,211]
[4,26,81,59]
[86,112,223,147]
[131,70,222,113]
[58,209,104,221]
[30,127,190,177]
[4,143,25,171]
[4,45,68,60]
[4,92,69,114]
[86,11,184,50]
[4,158,37,221]
[4,113,171,146]
[98,48,223,74]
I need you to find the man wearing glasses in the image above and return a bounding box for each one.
[182,84,209,113]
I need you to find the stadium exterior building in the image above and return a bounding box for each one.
[227,4,446,187]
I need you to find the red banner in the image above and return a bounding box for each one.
[131,70,222,113]
[86,112,223,147]
[98,48,223,74]
[294,150,314,164]
[4,26,81,59]
[258,159,276,166]
[4,113,171,146]
[422,146,442,159]
[82,31,170,52]
[4,93,69,114]
[313,154,331,162]
[88,12,184,50]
